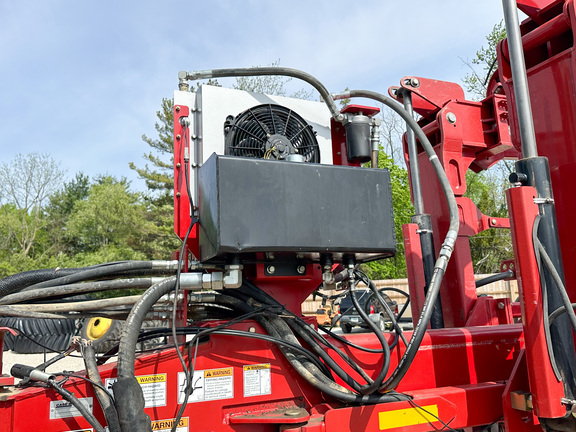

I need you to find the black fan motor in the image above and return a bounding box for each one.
[223,104,320,162]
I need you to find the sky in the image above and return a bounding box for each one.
[0,1,507,192]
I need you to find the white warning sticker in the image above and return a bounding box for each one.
[151,417,189,432]
[104,374,166,408]
[137,373,167,407]
[243,363,271,397]
[49,397,93,419]
[177,367,233,403]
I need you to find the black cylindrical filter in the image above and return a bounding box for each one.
[345,114,371,163]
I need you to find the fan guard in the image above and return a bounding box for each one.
[224,104,320,162]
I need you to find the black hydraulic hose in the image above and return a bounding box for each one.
[536,238,576,334]
[285,317,368,392]
[349,282,390,395]
[182,67,342,121]
[24,261,156,292]
[0,278,156,305]
[318,325,385,354]
[288,316,374,385]
[82,343,121,432]
[48,379,106,432]
[114,277,177,432]
[333,89,459,392]
[475,270,515,288]
[0,267,92,298]
[550,304,576,325]
[4,295,142,313]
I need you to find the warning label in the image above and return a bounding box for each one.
[243,363,271,397]
[50,397,93,419]
[177,368,234,403]
[151,417,189,432]
[137,373,167,407]
[105,374,166,408]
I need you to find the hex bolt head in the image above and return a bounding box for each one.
[176,134,181,140]
[446,112,457,124]
[175,106,181,112]
[267,265,275,274]
[498,302,505,310]
[492,219,497,225]
[410,78,420,87]
[297,265,306,274]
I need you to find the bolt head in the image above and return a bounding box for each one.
[267,265,275,274]
[498,302,505,310]
[410,78,420,87]
[175,106,181,112]
[297,265,306,274]
[446,112,457,124]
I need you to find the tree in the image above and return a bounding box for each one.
[45,172,91,255]
[362,151,413,280]
[462,21,506,100]
[233,60,314,100]
[0,153,65,257]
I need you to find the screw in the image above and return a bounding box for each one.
[267,265,276,274]
[498,302,505,310]
[176,106,181,112]
[446,112,457,124]
[297,265,306,274]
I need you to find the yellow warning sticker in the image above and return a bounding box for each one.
[151,417,189,432]
[244,364,271,371]
[378,404,439,430]
[136,374,167,384]
[204,367,233,378]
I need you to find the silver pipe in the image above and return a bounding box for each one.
[402,91,425,214]
[502,0,539,158]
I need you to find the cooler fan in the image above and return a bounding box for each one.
[224,104,320,162]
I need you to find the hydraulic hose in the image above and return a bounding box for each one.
[0,267,94,299]
[114,276,177,432]
[181,67,342,121]
[349,282,390,395]
[332,89,459,391]
[49,379,106,432]
[82,343,121,432]
[475,270,515,288]
[0,278,158,305]
[24,261,157,291]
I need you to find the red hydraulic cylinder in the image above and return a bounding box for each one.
[507,185,566,418]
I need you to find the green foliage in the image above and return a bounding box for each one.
[462,21,506,99]
[465,166,512,274]
[362,151,414,280]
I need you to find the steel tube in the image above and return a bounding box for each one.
[502,0,539,158]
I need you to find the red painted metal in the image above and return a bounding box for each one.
[0,328,15,387]
[173,104,199,257]
[0,324,523,432]
[392,78,517,328]
[499,0,576,304]
[507,186,566,418]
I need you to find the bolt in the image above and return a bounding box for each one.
[176,163,181,168]
[267,265,275,274]
[492,219,497,225]
[248,327,256,333]
[409,78,420,87]
[176,106,181,112]
[284,408,303,417]
[176,134,181,140]
[297,265,306,274]
[446,112,457,124]
[498,302,505,310]
[176,192,181,197]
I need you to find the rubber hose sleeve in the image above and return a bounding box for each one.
[0,268,83,298]
[114,277,176,432]
[83,344,121,432]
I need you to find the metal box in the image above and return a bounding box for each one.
[197,154,396,263]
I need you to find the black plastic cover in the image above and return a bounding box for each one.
[197,154,396,263]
